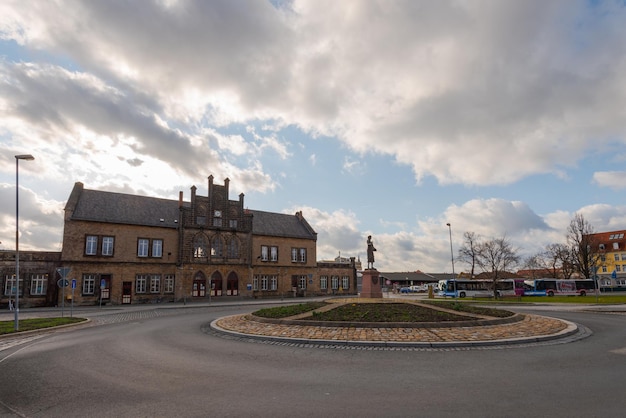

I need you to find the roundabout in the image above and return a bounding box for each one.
[210,298,587,348]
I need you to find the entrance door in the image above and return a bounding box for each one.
[227,272,239,296]
[193,273,206,297]
[211,271,223,296]
[122,281,132,304]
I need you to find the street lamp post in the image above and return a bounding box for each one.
[15,154,35,331]
[446,223,457,301]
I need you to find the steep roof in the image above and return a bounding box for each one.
[65,183,317,239]
[68,185,181,229]
[249,210,317,240]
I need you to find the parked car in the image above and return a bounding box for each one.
[399,287,411,294]
[409,285,428,293]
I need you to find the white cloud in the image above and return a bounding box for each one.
[2,0,626,272]
[593,171,626,190]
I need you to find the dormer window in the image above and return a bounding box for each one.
[614,242,620,250]
[600,244,605,250]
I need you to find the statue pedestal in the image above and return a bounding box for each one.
[361,269,382,298]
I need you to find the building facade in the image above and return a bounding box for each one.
[591,230,626,291]
[57,176,356,306]
[1,250,61,308]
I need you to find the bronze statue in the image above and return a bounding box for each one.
[366,235,376,269]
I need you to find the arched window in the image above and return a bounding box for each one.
[227,237,240,258]
[193,235,208,258]
[211,235,223,257]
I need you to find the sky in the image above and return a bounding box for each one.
[1,0,626,273]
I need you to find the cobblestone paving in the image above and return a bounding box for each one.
[211,313,585,351]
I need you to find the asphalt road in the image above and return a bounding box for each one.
[1,304,625,418]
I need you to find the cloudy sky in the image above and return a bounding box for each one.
[2,0,626,273]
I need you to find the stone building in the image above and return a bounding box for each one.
[58,176,356,305]
[1,250,61,308]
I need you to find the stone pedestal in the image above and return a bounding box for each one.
[361,269,382,298]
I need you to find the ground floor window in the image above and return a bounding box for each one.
[30,274,48,295]
[342,276,350,290]
[253,276,259,291]
[331,276,339,290]
[164,275,175,293]
[82,274,96,295]
[3,275,22,296]
[299,275,307,289]
[150,275,161,293]
[270,275,277,291]
[136,274,148,294]
[260,275,268,291]
[320,276,328,290]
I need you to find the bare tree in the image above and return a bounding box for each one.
[567,213,600,280]
[544,243,576,279]
[522,253,544,278]
[475,236,520,298]
[457,231,480,278]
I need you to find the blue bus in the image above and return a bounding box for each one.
[523,279,595,296]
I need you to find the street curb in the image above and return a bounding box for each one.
[209,317,587,349]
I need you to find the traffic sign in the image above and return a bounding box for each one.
[56,267,70,279]
[57,278,69,288]
[71,279,77,289]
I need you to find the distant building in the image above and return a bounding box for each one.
[589,229,626,291]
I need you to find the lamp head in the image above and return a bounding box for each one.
[15,154,35,161]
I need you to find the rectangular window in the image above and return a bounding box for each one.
[253,276,259,291]
[615,254,620,261]
[299,275,307,289]
[270,276,277,291]
[291,248,307,263]
[102,236,114,256]
[622,254,626,261]
[617,265,622,272]
[270,246,278,262]
[213,210,222,227]
[614,242,620,250]
[342,276,350,290]
[82,274,96,295]
[261,275,268,291]
[138,239,149,257]
[85,235,98,255]
[30,273,48,295]
[602,266,607,272]
[601,255,606,262]
[331,276,339,290]
[197,216,206,225]
[261,246,269,261]
[4,275,23,296]
[229,219,238,228]
[136,274,148,293]
[152,239,163,258]
[320,276,328,290]
[150,275,161,293]
[164,275,175,293]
